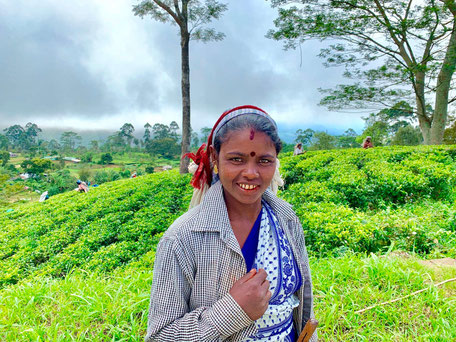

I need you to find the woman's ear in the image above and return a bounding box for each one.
[209,145,217,163]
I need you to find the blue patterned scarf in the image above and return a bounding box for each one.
[244,201,302,341]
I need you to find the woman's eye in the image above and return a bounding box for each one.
[230,157,243,162]
[260,159,273,164]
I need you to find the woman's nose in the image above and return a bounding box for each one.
[242,161,259,179]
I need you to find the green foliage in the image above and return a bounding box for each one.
[47,170,77,196]
[3,123,42,151]
[360,121,389,147]
[78,168,91,183]
[93,170,121,184]
[0,171,192,288]
[145,138,180,158]
[310,131,337,150]
[268,1,456,144]
[99,153,113,165]
[60,131,81,151]
[280,146,456,255]
[0,151,9,166]
[80,152,93,163]
[295,128,314,146]
[391,125,423,146]
[145,165,155,174]
[20,158,52,175]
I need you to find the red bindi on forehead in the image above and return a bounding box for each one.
[250,151,256,157]
[250,129,255,140]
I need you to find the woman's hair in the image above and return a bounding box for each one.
[213,114,282,154]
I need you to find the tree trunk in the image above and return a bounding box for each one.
[179,30,191,174]
[415,71,431,144]
[430,20,456,145]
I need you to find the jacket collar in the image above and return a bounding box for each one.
[191,181,295,233]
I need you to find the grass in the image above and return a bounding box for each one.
[1,253,454,341]
[312,253,456,341]
[0,268,151,341]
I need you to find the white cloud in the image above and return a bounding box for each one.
[0,0,366,137]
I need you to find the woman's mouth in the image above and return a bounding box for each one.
[238,183,258,190]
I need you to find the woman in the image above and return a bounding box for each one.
[146,105,316,342]
[362,136,373,149]
[293,143,304,156]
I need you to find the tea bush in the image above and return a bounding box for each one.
[279,145,456,256]
[1,146,456,288]
[0,171,191,288]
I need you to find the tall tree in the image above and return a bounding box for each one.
[4,125,27,150]
[337,128,358,148]
[310,131,337,150]
[200,126,212,144]
[143,122,152,145]
[120,123,135,147]
[0,134,10,150]
[133,0,228,173]
[169,120,180,141]
[60,131,81,151]
[268,0,456,145]
[295,128,315,146]
[89,140,99,151]
[25,122,42,147]
[152,123,171,140]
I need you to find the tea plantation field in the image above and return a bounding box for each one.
[1,146,456,341]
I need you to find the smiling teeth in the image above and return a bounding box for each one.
[239,184,257,190]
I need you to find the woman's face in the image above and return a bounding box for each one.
[212,127,277,209]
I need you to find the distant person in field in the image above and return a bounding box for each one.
[145,105,317,342]
[294,142,304,155]
[75,180,89,193]
[362,136,374,149]
[131,171,137,178]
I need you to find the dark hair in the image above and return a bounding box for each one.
[213,114,282,154]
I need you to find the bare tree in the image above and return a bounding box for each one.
[133,0,227,172]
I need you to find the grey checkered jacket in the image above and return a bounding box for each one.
[146,181,316,342]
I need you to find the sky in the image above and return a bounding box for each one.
[0,0,368,141]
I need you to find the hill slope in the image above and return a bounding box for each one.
[0,171,192,288]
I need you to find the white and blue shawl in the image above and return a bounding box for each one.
[245,201,302,341]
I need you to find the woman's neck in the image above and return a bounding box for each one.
[223,194,262,223]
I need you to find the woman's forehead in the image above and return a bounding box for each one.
[220,128,276,151]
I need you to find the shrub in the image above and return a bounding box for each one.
[99,153,113,165]
[78,168,92,183]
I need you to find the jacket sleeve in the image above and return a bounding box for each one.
[293,218,318,342]
[145,237,253,342]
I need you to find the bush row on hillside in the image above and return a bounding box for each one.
[1,146,456,288]
[280,195,456,256]
[0,171,192,288]
[280,146,456,209]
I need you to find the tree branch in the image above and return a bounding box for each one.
[154,0,181,26]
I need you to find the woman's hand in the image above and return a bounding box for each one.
[229,268,272,320]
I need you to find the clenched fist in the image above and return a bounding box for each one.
[229,268,272,320]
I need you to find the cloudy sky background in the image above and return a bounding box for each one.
[0,0,368,141]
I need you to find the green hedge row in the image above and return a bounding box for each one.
[280,146,456,209]
[279,146,456,256]
[2,146,456,288]
[0,171,191,288]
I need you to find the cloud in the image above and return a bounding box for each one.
[0,0,366,135]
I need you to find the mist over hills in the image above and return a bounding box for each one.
[1,124,357,147]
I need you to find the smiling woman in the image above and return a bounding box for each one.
[145,105,317,342]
